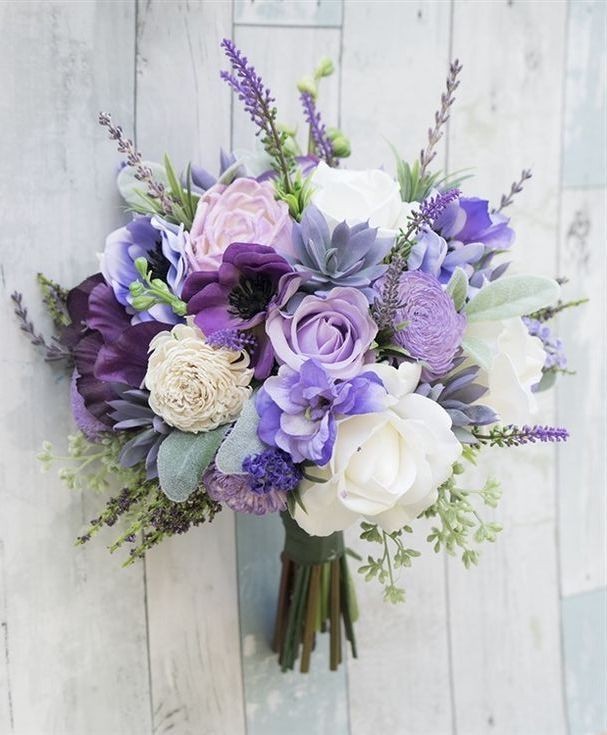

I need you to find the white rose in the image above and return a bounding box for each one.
[145,324,253,433]
[293,363,462,536]
[464,317,545,424]
[310,161,414,235]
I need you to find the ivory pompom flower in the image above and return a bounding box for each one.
[145,323,253,433]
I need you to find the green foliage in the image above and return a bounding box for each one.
[39,431,220,565]
[157,426,228,501]
[423,463,503,569]
[36,274,70,329]
[464,275,561,322]
[214,393,264,475]
[357,522,420,604]
[275,169,315,221]
[389,144,471,203]
[446,267,468,311]
[129,257,187,316]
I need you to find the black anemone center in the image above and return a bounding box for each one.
[146,238,170,281]
[228,275,274,320]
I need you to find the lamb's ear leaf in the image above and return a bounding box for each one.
[157,425,228,502]
[446,267,468,311]
[464,275,560,322]
[461,336,493,371]
[215,393,265,476]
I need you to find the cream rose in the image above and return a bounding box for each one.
[464,317,545,424]
[293,363,462,536]
[310,161,414,235]
[145,324,253,433]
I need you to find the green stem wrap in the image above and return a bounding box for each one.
[273,512,358,673]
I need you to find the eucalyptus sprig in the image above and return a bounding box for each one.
[358,521,421,603]
[423,463,503,569]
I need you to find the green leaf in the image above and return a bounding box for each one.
[460,335,494,370]
[446,267,468,311]
[117,161,169,208]
[464,275,560,322]
[157,426,228,502]
[214,393,264,475]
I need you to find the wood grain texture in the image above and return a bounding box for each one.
[234,0,343,27]
[446,2,568,732]
[135,2,246,734]
[0,2,152,734]
[231,23,349,734]
[340,3,454,733]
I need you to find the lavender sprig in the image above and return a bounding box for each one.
[419,59,463,179]
[206,329,258,352]
[220,39,294,193]
[495,169,532,212]
[527,297,588,323]
[299,91,335,165]
[419,188,460,224]
[371,255,405,332]
[11,291,72,362]
[472,424,569,447]
[98,112,174,215]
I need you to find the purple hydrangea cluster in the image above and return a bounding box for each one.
[242,448,302,495]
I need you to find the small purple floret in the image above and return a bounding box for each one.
[242,448,301,495]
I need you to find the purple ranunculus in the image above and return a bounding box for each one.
[101,215,188,325]
[265,286,377,381]
[183,242,294,378]
[256,359,387,465]
[387,270,466,377]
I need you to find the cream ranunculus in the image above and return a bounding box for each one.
[145,324,253,433]
[292,362,462,536]
[464,317,545,424]
[310,161,415,235]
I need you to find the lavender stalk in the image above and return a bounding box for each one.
[472,424,569,447]
[299,91,335,165]
[11,291,71,362]
[495,169,533,212]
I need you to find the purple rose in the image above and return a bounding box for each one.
[265,286,377,380]
[256,359,387,465]
[387,270,466,377]
[183,243,295,379]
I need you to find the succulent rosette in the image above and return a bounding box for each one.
[15,38,575,675]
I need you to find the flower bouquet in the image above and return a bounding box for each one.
[14,39,580,673]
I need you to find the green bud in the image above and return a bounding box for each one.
[130,294,158,311]
[327,127,351,158]
[129,280,145,297]
[296,75,317,97]
[277,121,297,138]
[134,257,149,279]
[314,57,334,79]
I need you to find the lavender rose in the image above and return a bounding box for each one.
[185,178,293,270]
[386,270,466,376]
[266,286,377,380]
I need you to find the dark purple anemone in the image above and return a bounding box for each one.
[183,242,294,378]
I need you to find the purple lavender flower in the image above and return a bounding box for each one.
[289,205,391,298]
[379,270,466,376]
[101,215,188,325]
[473,424,569,446]
[203,464,289,515]
[242,448,301,495]
[419,189,461,225]
[299,92,334,165]
[205,329,258,353]
[256,359,387,465]
[523,317,567,371]
[183,243,294,379]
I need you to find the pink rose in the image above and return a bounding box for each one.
[185,178,293,270]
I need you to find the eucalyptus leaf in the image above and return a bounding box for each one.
[446,267,468,311]
[157,426,228,502]
[464,275,560,322]
[214,393,265,475]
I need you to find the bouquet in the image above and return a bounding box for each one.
[13,39,580,673]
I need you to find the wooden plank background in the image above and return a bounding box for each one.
[0,1,605,733]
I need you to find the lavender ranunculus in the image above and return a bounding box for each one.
[265,286,377,380]
[101,215,188,325]
[183,243,294,378]
[256,359,388,465]
[386,270,466,376]
[289,204,392,299]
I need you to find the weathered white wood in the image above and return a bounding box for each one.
[557,188,606,598]
[0,2,152,734]
[231,24,349,733]
[340,3,455,733]
[234,0,343,27]
[446,1,568,732]
[135,3,246,733]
